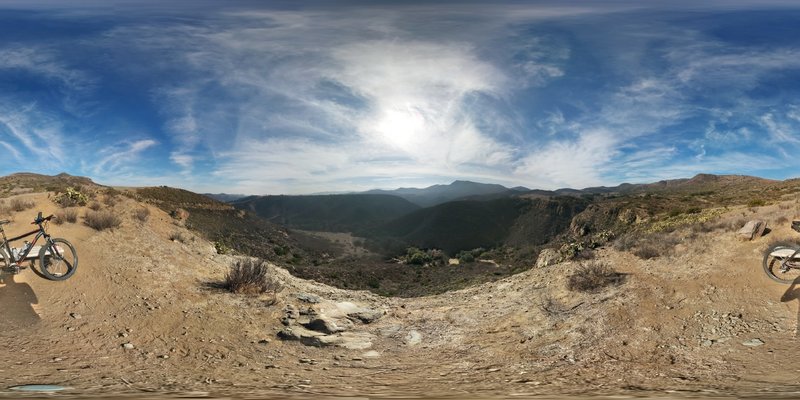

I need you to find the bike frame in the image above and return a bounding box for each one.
[778,247,800,272]
[0,222,50,265]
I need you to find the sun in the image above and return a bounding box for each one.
[374,105,427,150]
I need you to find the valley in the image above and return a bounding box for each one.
[1,173,800,398]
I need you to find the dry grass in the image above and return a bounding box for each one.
[85,210,121,231]
[222,258,280,297]
[87,201,102,211]
[615,231,680,259]
[169,231,192,243]
[54,208,79,225]
[567,262,623,292]
[103,196,117,207]
[9,198,34,212]
[132,207,150,222]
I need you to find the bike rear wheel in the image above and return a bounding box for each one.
[38,238,77,281]
[763,245,800,284]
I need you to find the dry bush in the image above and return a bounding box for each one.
[613,233,637,252]
[87,201,102,211]
[614,232,678,259]
[776,216,790,226]
[9,198,34,212]
[84,210,121,231]
[54,208,79,225]
[633,244,662,260]
[169,231,192,243]
[223,258,280,296]
[567,262,623,293]
[103,195,118,207]
[132,207,150,222]
[171,208,189,221]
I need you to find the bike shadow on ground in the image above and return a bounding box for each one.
[0,269,41,331]
[780,276,800,338]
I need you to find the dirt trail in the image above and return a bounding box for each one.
[1,192,800,398]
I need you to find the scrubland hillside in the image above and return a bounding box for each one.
[1,174,800,398]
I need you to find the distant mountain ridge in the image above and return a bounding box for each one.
[204,193,248,202]
[363,180,528,207]
[231,194,420,233]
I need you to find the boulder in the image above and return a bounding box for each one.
[295,293,321,304]
[535,248,560,268]
[303,315,353,334]
[737,220,767,241]
[347,309,384,324]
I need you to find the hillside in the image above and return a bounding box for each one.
[364,180,519,207]
[369,197,587,254]
[231,194,420,233]
[2,178,800,397]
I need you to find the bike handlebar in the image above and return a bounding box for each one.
[32,212,54,225]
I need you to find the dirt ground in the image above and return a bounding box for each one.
[2,192,800,399]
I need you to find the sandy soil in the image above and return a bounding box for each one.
[2,192,800,398]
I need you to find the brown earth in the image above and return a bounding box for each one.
[2,192,800,398]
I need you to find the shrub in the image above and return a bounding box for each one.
[103,195,118,207]
[87,201,102,211]
[214,241,231,255]
[633,244,662,260]
[9,198,34,212]
[170,208,189,221]
[132,207,150,222]
[456,250,475,263]
[53,187,89,207]
[748,199,766,208]
[223,258,280,296]
[169,231,190,243]
[84,210,122,231]
[567,262,622,292]
[54,208,79,225]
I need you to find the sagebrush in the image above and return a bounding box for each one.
[85,210,121,231]
[223,258,280,296]
[567,262,623,292]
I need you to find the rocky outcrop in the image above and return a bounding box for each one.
[535,248,560,268]
[277,298,383,349]
[737,220,767,241]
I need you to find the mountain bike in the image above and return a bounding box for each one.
[763,243,800,284]
[0,212,78,281]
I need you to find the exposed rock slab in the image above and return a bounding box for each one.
[737,220,766,241]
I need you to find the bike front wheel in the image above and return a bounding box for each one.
[763,244,800,284]
[39,238,78,281]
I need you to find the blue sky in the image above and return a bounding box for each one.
[1,1,800,194]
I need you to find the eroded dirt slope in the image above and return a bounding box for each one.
[1,192,800,398]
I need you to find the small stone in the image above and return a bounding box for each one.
[299,358,313,364]
[404,330,422,346]
[69,313,81,319]
[742,338,765,347]
[119,332,128,338]
[159,355,169,359]
[67,327,75,332]
[296,293,321,304]
[258,339,270,344]
[122,343,135,350]
[52,357,63,362]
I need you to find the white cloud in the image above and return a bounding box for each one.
[92,139,158,176]
[0,46,92,91]
[514,129,620,189]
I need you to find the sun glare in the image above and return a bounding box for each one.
[375,106,427,150]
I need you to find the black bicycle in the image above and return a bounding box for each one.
[0,212,77,281]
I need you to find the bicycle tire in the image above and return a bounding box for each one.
[763,244,800,284]
[38,238,78,281]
